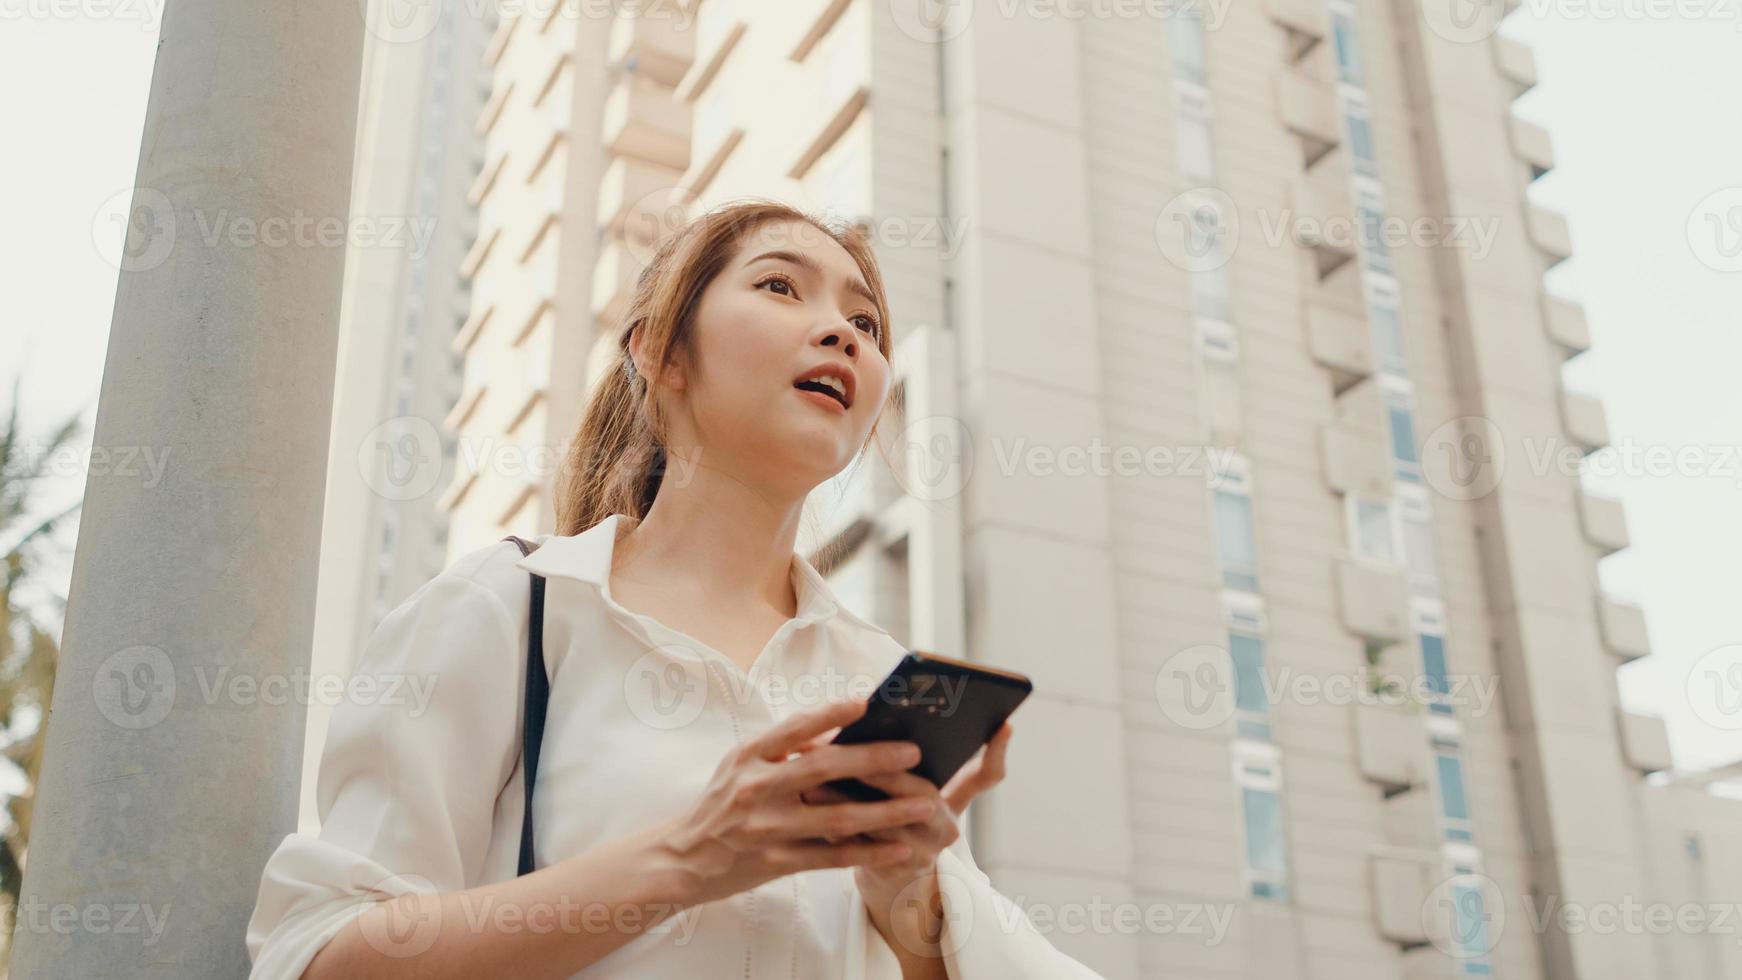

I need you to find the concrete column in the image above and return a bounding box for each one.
[9,2,364,976]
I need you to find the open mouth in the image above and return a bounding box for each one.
[793,377,849,410]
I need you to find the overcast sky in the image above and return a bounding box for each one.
[2,9,1738,775]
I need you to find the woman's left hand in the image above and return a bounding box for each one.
[797,721,1015,917]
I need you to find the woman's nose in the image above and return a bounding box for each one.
[818,322,857,358]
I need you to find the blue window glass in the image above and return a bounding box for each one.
[1230,633,1269,719]
[1241,787,1288,878]
[1419,632,1453,713]
[1437,753,1470,822]
[1388,403,1419,466]
[1370,302,1406,368]
[1169,15,1207,85]
[1451,883,1495,970]
[1347,115,1377,174]
[1214,490,1259,592]
[1332,16,1362,84]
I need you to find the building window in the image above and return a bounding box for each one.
[1191,264,1231,320]
[1168,13,1207,85]
[1197,317,1242,440]
[1233,746,1291,902]
[1332,14,1362,85]
[1369,301,1406,372]
[1230,631,1271,741]
[1175,112,1215,183]
[1347,114,1377,176]
[1213,487,1259,593]
[1350,495,1397,563]
[1435,752,1475,842]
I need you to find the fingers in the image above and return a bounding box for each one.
[772,740,921,796]
[782,794,937,843]
[767,837,912,873]
[943,721,1013,815]
[746,695,868,762]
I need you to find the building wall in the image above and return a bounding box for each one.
[435,2,1742,977]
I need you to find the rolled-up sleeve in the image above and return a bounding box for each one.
[245,562,523,980]
[849,829,1108,979]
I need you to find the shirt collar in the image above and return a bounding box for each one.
[512,512,890,636]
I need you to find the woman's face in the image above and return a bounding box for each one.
[648,218,891,497]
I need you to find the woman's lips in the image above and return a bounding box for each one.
[796,387,848,414]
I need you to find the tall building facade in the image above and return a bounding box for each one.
[439,2,1742,977]
[305,0,492,831]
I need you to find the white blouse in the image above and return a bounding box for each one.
[246,512,1106,979]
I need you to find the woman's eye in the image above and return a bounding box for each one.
[853,315,880,336]
[757,276,794,296]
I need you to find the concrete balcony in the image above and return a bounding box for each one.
[1542,295,1591,355]
[1526,203,1573,261]
[607,9,695,87]
[686,85,746,194]
[1305,297,1374,394]
[1619,710,1673,774]
[1577,490,1630,555]
[590,239,644,330]
[1494,34,1538,93]
[597,156,685,239]
[1369,848,1440,945]
[602,74,691,171]
[1265,0,1327,59]
[1320,419,1395,499]
[1509,116,1555,174]
[1354,703,1428,792]
[1336,558,1410,644]
[787,10,869,178]
[1289,165,1357,279]
[1598,598,1651,661]
[1275,64,1341,165]
[1560,389,1610,453]
[1381,783,1438,851]
[677,0,746,101]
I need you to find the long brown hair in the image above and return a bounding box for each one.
[553,199,896,537]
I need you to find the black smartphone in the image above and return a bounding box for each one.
[822,650,1033,802]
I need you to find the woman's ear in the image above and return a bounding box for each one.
[627,324,687,393]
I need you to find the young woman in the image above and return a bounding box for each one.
[246,200,1105,979]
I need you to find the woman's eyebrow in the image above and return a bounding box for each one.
[744,249,877,307]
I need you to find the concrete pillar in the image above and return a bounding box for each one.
[9,2,364,976]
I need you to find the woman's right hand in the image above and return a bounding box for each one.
[650,695,937,909]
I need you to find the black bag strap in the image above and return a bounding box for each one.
[501,535,548,877]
